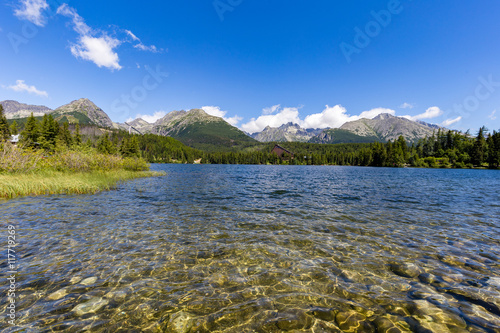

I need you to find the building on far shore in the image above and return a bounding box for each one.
[10,134,20,145]
[271,144,294,160]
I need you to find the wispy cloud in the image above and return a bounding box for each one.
[399,102,415,109]
[57,4,122,70]
[202,106,242,126]
[262,104,281,115]
[488,110,497,120]
[14,0,49,27]
[241,105,396,134]
[4,79,48,97]
[402,106,443,121]
[125,29,162,53]
[442,116,462,127]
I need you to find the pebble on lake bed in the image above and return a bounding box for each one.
[80,277,98,285]
[167,311,194,333]
[335,310,374,332]
[389,262,423,278]
[72,297,109,316]
[47,288,68,301]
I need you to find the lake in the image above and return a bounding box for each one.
[1,165,500,332]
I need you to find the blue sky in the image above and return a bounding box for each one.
[1,0,499,133]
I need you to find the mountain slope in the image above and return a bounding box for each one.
[52,98,113,127]
[151,109,257,150]
[338,113,438,142]
[309,128,380,144]
[1,100,52,119]
[252,122,323,142]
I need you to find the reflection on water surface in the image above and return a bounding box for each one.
[1,165,499,332]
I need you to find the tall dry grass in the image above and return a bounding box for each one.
[0,143,163,199]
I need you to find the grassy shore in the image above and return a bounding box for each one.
[0,144,164,199]
[0,170,163,199]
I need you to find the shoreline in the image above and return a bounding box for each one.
[0,170,165,199]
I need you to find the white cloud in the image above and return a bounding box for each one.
[241,105,396,134]
[488,110,497,120]
[358,107,396,120]
[399,102,415,109]
[403,106,443,121]
[56,4,91,35]
[442,116,462,127]
[241,107,302,133]
[125,30,140,42]
[128,111,167,123]
[14,0,49,27]
[4,80,48,97]
[57,4,121,70]
[125,29,161,53]
[262,104,281,115]
[202,106,242,126]
[70,35,122,70]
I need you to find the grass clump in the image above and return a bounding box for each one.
[0,143,163,199]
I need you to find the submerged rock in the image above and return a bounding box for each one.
[275,310,313,331]
[73,297,108,316]
[47,288,68,301]
[335,310,374,332]
[80,277,97,285]
[70,276,82,284]
[389,263,423,278]
[167,311,194,333]
[374,315,412,333]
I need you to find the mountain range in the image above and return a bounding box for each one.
[2,99,443,148]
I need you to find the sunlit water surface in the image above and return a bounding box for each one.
[1,165,500,332]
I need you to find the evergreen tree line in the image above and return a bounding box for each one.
[199,129,500,169]
[1,111,142,158]
[3,106,498,169]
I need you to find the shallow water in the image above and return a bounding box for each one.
[1,165,500,332]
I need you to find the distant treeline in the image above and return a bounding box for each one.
[202,129,500,169]
[3,109,499,169]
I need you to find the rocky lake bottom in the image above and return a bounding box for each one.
[1,164,499,332]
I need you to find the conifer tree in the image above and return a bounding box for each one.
[471,126,487,166]
[0,104,10,141]
[74,124,82,146]
[10,120,19,135]
[58,122,73,147]
[22,113,39,145]
[96,133,116,154]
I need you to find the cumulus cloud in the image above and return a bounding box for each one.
[14,0,49,27]
[202,106,243,126]
[399,102,415,109]
[70,35,122,70]
[57,4,121,70]
[241,105,396,134]
[128,111,167,124]
[4,79,48,97]
[441,116,462,127]
[403,106,443,121]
